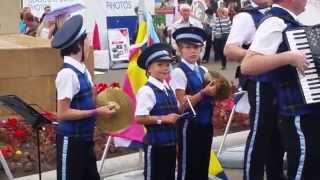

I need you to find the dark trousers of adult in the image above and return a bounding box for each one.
[143,144,176,180]
[279,112,320,180]
[213,36,228,68]
[202,33,212,62]
[243,81,285,180]
[177,119,213,180]
[56,135,100,180]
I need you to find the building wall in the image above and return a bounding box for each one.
[0,0,20,34]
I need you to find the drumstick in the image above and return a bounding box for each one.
[186,96,196,116]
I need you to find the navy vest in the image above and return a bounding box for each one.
[178,62,214,124]
[266,7,320,115]
[144,82,178,145]
[57,63,96,139]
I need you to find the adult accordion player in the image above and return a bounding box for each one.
[285,24,320,104]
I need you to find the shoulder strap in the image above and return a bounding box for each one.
[241,7,265,28]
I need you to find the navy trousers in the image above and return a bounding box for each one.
[279,112,320,180]
[177,119,213,180]
[243,81,285,180]
[56,135,100,180]
[143,144,176,180]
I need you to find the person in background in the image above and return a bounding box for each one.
[19,11,27,34]
[36,20,55,39]
[48,14,68,38]
[169,3,203,57]
[227,2,239,20]
[192,0,212,63]
[23,12,39,37]
[40,5,51,23]
[19,7,32,34]
[212,7,231,69]
[52,15,117,180]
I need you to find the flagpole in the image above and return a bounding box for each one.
[217,90,246,157]
[138,0,145,23]
[217,105,236,157]
[99,136,113,174]
[0,150,14,180]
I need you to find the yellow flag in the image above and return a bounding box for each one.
[127,21,148,94]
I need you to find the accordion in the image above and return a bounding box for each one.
[285,24,320,104]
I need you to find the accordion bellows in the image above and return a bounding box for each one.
[95,88,133,133]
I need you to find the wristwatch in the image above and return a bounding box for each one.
[156,119,162,125]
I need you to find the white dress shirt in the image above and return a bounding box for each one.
[170,16,203,33]
[249,4,299,55]
[226,3,269,46]
[55,56,93,101]
[170,58,208,91]
[135,76,171,116]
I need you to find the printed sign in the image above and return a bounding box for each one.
[108,28,130,61]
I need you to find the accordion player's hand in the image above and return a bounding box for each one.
[287,50,309,75]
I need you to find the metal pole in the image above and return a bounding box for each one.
[138,0,145,23]
[0,150,14,180]
[99,136,112,174]
[217,91,246,157]
[36,128,42,180]
[217,105,236,158]
[138,149,143,167]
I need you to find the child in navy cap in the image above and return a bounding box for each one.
[170,26,217,180]
[52,15,117,180]
[135,43,180,180]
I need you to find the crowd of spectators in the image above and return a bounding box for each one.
[19,5,67,40]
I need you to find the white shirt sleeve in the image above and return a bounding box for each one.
[55,69,80,100]
[135,86,156,116]
[169,68,187,91]
[226,12,256,46]
[249,17,287,55]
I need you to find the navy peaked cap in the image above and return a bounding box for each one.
[137,43,173,70]
[51,15,86,49]
[172,26,207,46]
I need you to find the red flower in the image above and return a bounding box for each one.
[7,117,18,127]
[14,129,25,138]
[1,145,12,158]
[95,83,108,94]
[110,82,120,88]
